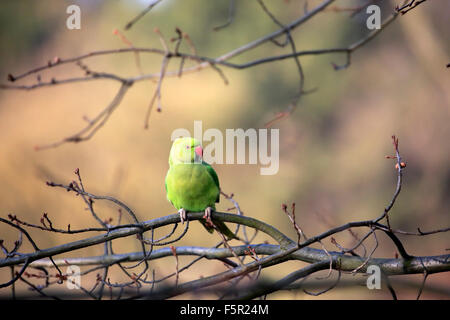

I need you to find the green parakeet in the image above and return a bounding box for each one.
[165,137,237,240]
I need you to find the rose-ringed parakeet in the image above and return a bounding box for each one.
[165,137,237,240]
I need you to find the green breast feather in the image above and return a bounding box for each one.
[165,162,220,212]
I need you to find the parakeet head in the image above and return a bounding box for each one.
[169,137,203,166]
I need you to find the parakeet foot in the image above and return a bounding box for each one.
[178,208,187,224]
[203,207,215,228]
[203,207,213,220]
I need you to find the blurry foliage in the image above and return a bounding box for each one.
[0,0,448,298]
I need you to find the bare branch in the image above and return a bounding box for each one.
[124,0,164,30]
[213,0,236,31]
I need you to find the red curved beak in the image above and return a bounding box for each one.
[194,146,203,158]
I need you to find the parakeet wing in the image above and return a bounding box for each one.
[202,161,220,203]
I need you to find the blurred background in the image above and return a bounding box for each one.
[0,0,448,299]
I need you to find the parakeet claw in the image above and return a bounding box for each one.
[203,207,215,228]
[204,207,213,220]
[178,208,187,224]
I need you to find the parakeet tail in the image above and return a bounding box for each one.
[199,219,239,240]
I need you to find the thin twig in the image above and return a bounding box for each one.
[124,0,164,30]
[214,0,236,31]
